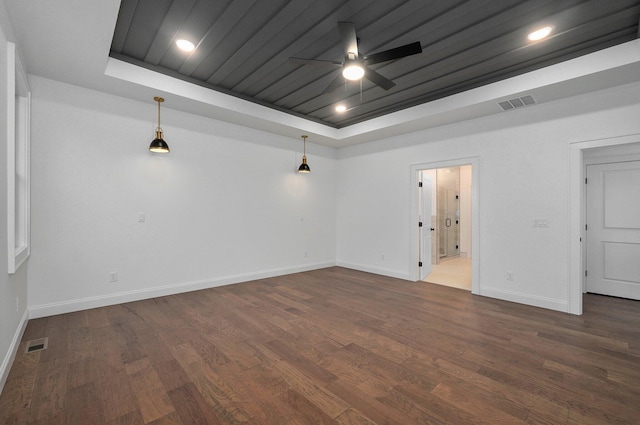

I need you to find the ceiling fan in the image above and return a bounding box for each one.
[290,22,422,94]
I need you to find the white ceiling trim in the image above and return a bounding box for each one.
[105,57,340,142]
[105,40,640,147]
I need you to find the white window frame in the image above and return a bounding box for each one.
[7,42,30,274]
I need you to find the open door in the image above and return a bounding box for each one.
[419,175,433,280]
[586,160,640,299]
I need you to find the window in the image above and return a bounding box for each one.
[7,42,30,273]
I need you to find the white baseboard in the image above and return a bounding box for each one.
[29,262,335,319]
[0,308,29,395]
[336,261,412,281]
[479,286,569,312]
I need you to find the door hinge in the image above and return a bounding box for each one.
[419,222,423,227]
[418,262,423,267]
[585,178,588,184]
[585,270,588,277]
[419,181,423,187]
[585,224,588,231]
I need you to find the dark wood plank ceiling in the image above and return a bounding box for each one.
[110,0,640,128]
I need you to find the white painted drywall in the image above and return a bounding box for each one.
[20,62,640,320]
[336,79,640,312]
[27,76,337,317]
[0,6,29,395]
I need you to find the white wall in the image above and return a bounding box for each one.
[27,76,337,317]
[0,0,29,394]
[336,80,640,312]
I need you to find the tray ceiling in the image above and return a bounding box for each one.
[108,1,639,128]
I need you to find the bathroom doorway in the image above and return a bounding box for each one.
[420,165,472,290]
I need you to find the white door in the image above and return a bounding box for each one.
[420,175,433,280]
[586,161,640,299]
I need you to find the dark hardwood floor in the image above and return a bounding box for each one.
[1,267,639,424]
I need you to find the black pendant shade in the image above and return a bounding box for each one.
[298,135,310,173]
[298,156,310,173]
[149,130,170,153]
[149,96,170,153]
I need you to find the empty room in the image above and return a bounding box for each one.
[1,1,639,424]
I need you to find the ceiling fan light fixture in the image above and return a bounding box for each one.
[176,39,195,52]
[343,62,365,80]
[527,26,552,41]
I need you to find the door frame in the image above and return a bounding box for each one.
[410,157,480,295]
[419,173,433,280]
[569,133,640,315]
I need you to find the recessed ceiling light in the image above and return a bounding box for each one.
[176,39,195,52]
[527,26,552,41]
[335,104,347,113]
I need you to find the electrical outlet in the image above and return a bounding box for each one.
[304,251,308,258]
[138,212,146,222]
[506,271,514,281]
[381,254,385,261]
[110,272,118,282]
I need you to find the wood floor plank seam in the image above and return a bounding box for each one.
[1,267,639,424]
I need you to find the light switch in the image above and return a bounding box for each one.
[138,212,146,222]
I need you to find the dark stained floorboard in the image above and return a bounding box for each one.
[1,267,639,424]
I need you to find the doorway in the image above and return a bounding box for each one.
[412,159,478,293]
[585,155,640,300]
[569,135,640,315]
[421,166,471,290]
[584,144,640,300]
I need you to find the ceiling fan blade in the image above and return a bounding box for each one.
[322,73,345,94]
[364,66,395,90]
[364,41,422,65]
[338,21,358,57]
[289,57,342,67]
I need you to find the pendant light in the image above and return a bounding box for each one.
[298,135,310,173]
[149,96,170,153]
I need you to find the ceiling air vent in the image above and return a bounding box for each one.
[498,95,536,111]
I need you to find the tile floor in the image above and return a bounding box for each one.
[424,256,471,290]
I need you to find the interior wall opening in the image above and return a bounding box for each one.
[582,142,640,301]
[419,165,472,291]
[570,134,640,315]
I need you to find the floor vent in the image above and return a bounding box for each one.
[498,95,536,111]
[25,337,48,353]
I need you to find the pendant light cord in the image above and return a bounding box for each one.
[154,96,164,131]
